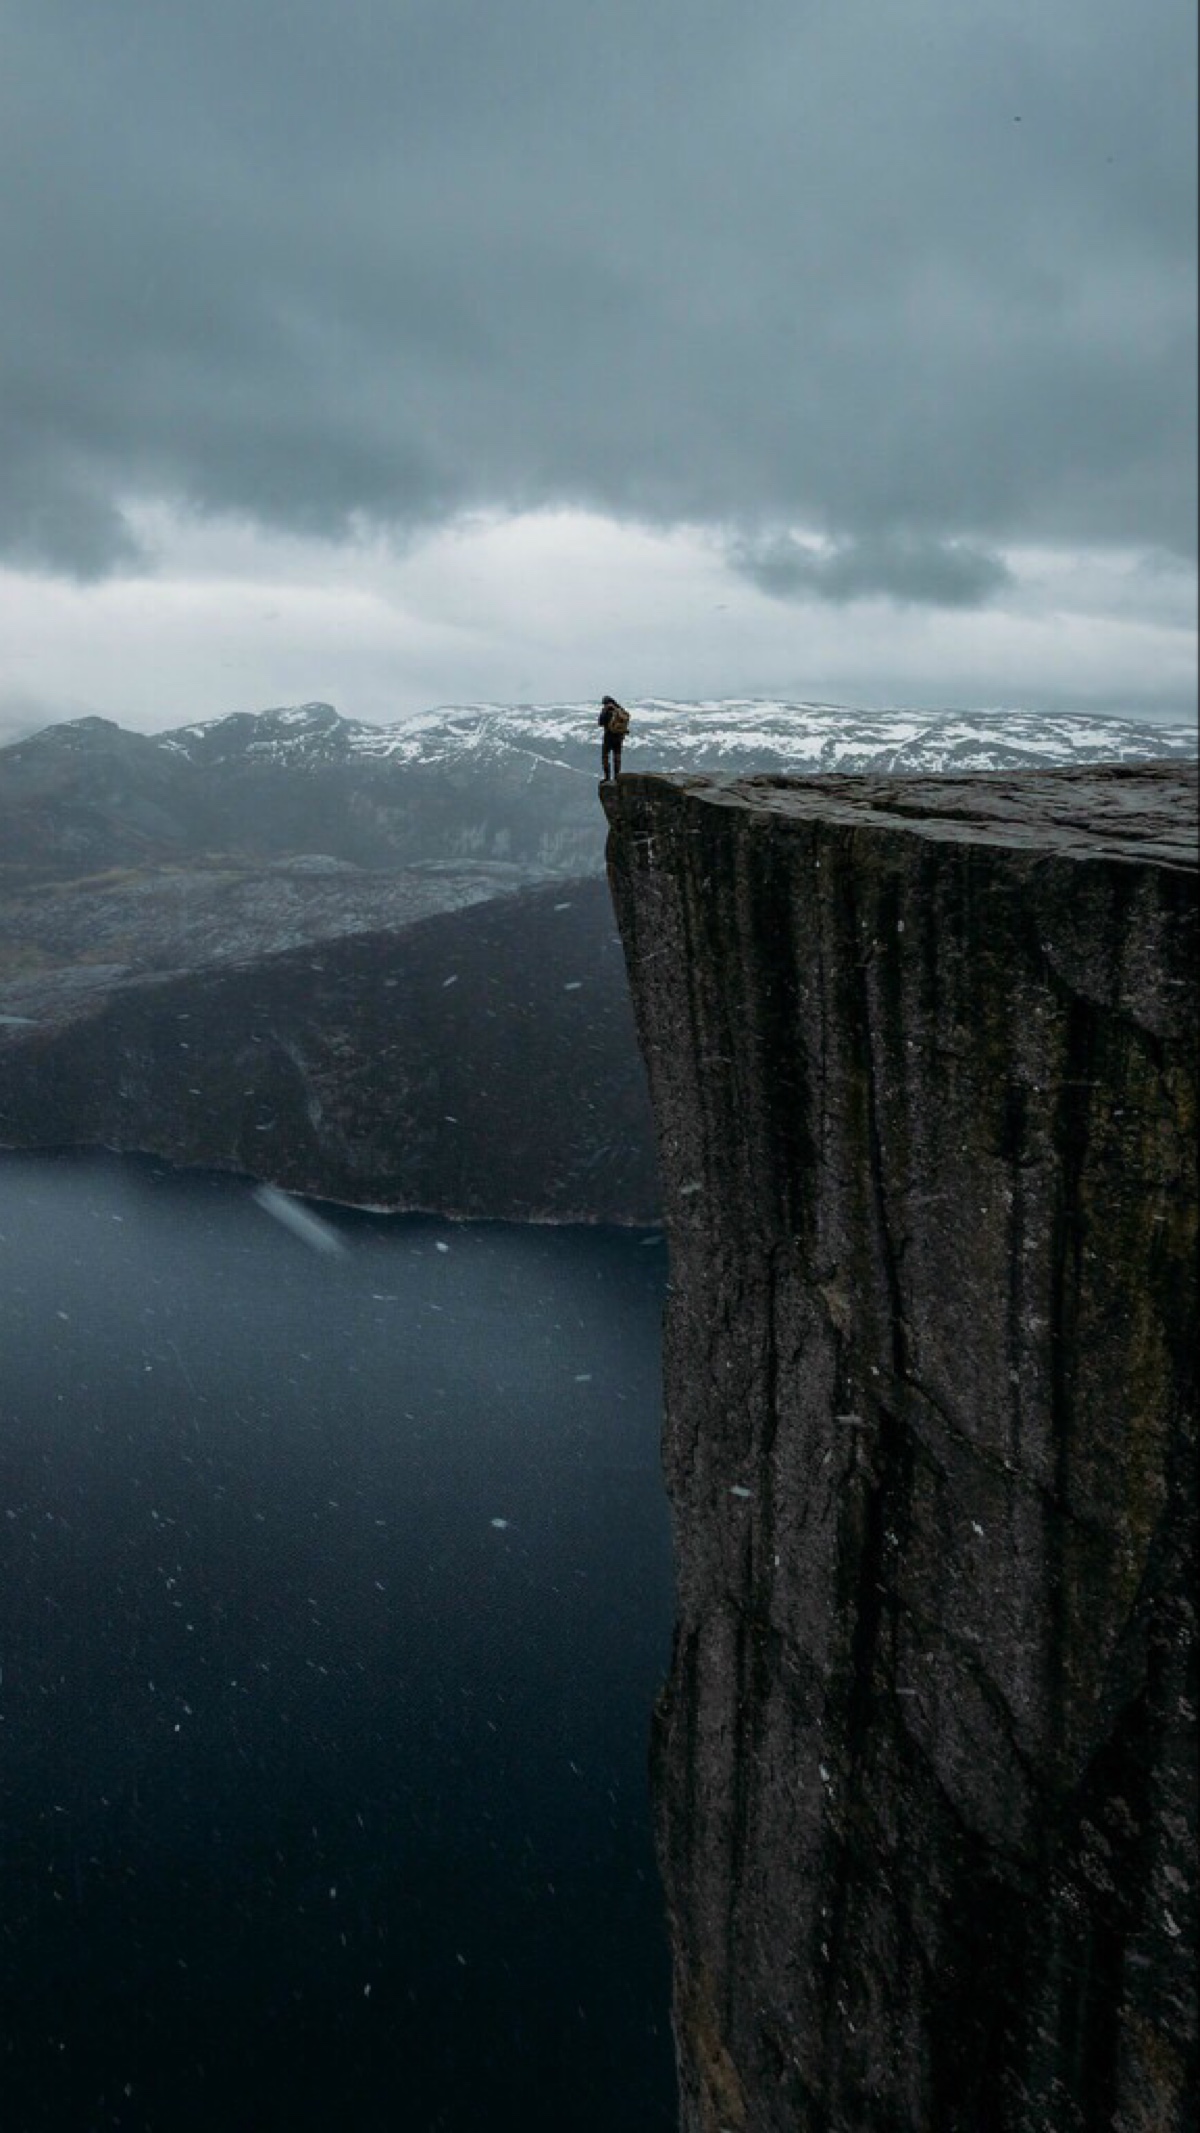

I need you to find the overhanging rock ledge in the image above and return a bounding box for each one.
[602,765,1197,2133]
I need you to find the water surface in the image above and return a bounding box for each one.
[0,1153,675,2131]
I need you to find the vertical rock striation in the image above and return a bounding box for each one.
[602,767,1197,2133]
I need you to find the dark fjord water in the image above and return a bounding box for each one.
[0,1154,676,2132]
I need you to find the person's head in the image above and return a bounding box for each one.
[601,695,617,708]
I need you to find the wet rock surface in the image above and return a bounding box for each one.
[602,766,1197,2132]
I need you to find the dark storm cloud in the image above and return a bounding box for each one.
[3,0,1195,588]
[732,531,1013,608]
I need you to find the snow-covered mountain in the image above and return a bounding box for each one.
[168,695,1196,777]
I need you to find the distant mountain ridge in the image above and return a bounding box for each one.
[152,694,1199,775]
[3,697,1193,888]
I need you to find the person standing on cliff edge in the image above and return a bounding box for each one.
[598,695,631,781]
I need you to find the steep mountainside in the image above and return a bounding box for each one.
[0,876,657,1223]
[603,765,1197,2132]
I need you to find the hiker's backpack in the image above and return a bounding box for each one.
[607,702,631,738]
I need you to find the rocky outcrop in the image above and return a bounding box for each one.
[0,875,659,1224]
[602,766,1197,2132]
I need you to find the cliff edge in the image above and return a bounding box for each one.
[602,766,1197,2133]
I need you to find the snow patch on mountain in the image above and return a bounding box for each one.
[198,697,1196,778]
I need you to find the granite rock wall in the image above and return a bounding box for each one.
[603,766,1197,2133]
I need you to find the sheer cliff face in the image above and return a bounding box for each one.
[602,768,1197,2133]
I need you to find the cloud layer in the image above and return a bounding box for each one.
[1,511,1194,745]
[4,0,1195,592]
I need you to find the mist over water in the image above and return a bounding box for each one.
[0,1153,676,2131]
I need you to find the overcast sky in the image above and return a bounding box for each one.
[3,0,1195,739]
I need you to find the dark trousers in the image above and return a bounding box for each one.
[602,737,623,779]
